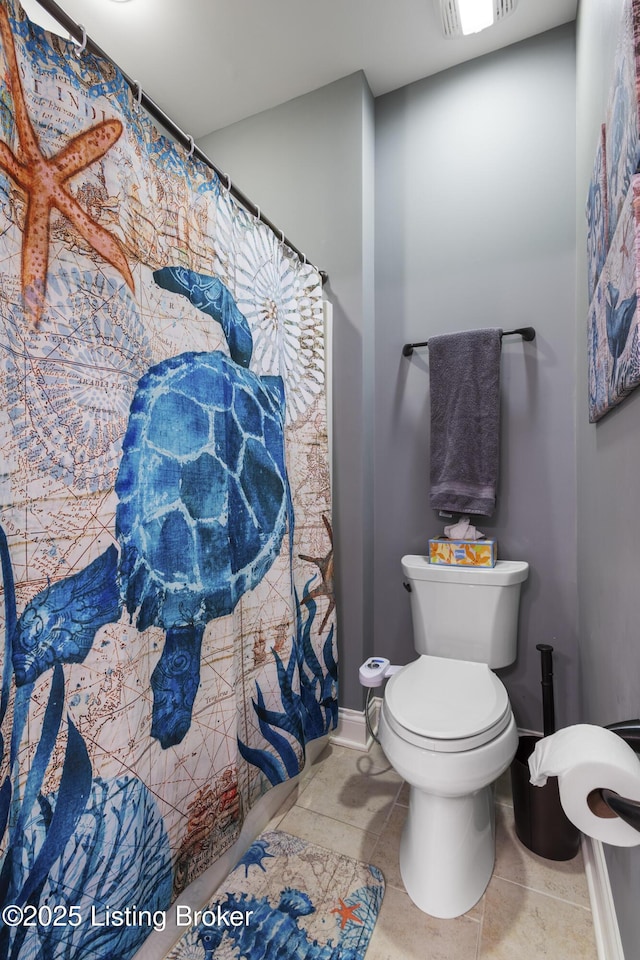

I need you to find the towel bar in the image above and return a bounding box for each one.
[402,326,536,358]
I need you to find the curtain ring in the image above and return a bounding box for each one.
[186,135,195,159]
[254,205,261,224]
[73,24,87,56]
[134,81,143,107]
[226,172,232,194]
[280,229,285,246]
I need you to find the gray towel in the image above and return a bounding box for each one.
[428,328,502,517]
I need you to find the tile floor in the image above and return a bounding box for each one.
[265,741,600,960]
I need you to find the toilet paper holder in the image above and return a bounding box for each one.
[589,719,640,832]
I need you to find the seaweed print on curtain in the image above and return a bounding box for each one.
[0,1,337,956]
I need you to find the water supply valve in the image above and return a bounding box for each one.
[358,657,401,688]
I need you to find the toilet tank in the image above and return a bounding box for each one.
[401,556,529,668]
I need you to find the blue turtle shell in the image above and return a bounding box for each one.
[115,350,288,632]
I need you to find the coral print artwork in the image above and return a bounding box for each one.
[588,0,640,420]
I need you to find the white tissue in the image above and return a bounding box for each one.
[443,516,485,541]
[529,725,640,846]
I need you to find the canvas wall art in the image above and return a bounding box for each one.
[604,0,640,245]
[587,0,640,420]
[586,124,608,304]
[588,174,640,422]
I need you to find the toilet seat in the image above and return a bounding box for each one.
[384,655,511,753]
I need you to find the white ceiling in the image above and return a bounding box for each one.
[20,0,578,140]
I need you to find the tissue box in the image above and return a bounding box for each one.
[428,537,497,568]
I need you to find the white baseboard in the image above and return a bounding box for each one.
[582,835,625,960]
[330,698,381,751]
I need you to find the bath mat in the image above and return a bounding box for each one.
[166,830,385,960]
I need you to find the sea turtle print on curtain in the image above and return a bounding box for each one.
[0,1,337,958]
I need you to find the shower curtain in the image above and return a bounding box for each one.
[0,1,337,957]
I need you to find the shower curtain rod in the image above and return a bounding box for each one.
[29,0,328,285]
[402,325,536,357]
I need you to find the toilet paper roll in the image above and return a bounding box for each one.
[528,724,640,847]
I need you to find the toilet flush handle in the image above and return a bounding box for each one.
[403,581,412,592]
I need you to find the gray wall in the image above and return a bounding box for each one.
[576,0,640,953]
[374,26,578,732]
[200,31,577,725]
[199,73,376,711]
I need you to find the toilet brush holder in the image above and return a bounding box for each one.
[510,644,580,861]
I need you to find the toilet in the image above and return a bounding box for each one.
[378,555,529,919]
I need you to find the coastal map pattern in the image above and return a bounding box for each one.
[0,2,336,957]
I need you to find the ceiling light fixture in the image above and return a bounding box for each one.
[437,0,518,38]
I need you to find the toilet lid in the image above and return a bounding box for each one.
[384,656,511,751]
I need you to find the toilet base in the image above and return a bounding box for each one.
[400,784,495,918]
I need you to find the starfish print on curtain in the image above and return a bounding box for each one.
[0,5,133,326]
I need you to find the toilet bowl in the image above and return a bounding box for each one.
[378,556,528,919]
[379,656,518,918]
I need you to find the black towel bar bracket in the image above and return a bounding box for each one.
[402,325,536,358]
